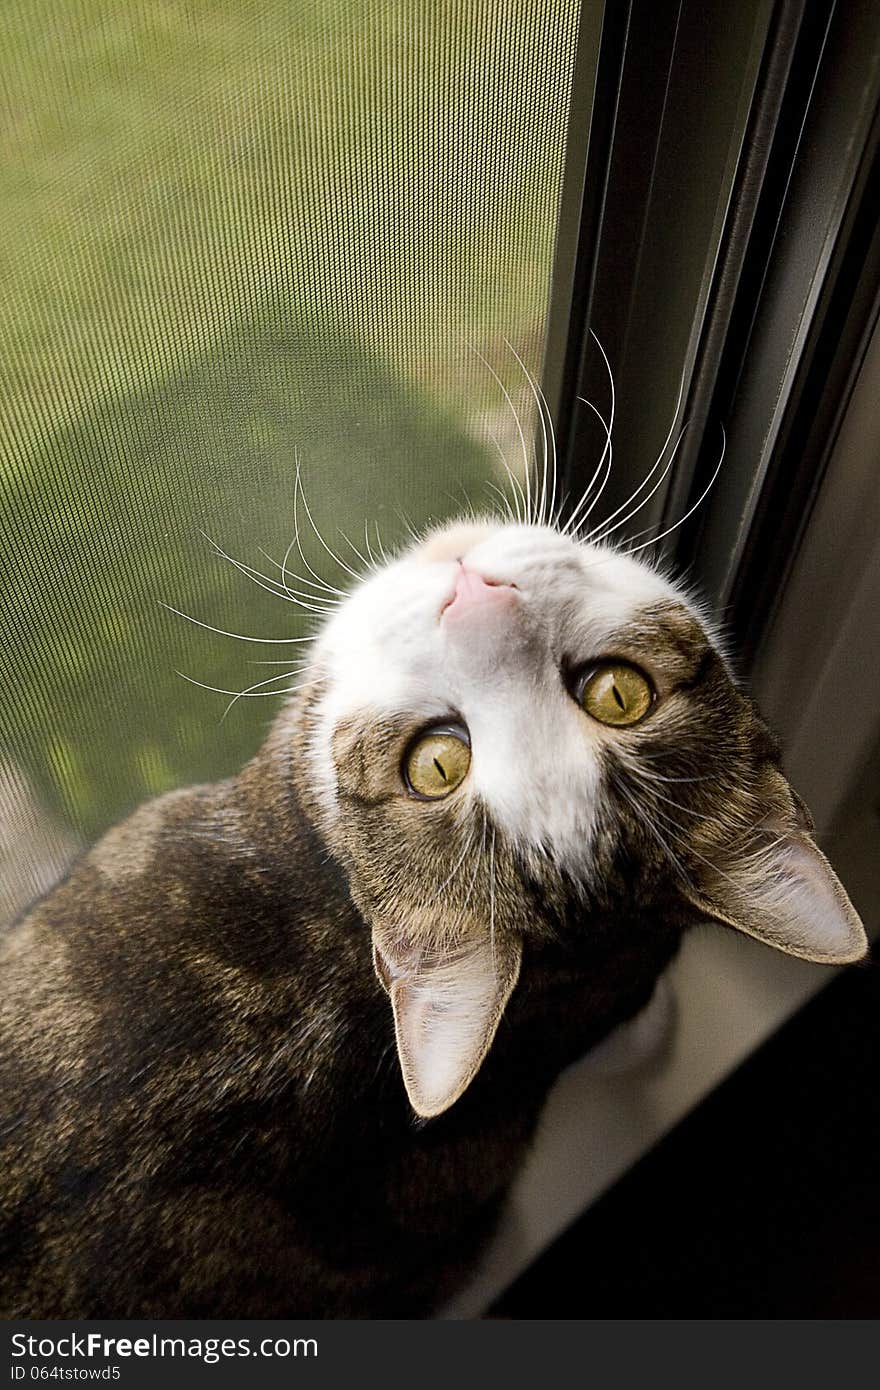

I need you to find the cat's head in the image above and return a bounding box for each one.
[289,520,866,1116]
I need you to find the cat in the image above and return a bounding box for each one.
[0,504,866,1317]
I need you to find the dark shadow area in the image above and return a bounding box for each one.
[491,948,880,1317]
[0,322,492,842]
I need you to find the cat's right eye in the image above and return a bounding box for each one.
[578,661,655,727]
[403,725,471,800]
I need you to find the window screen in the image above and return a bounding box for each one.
[0,0,582,924]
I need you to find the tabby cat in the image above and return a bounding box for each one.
[0,503,866,1316]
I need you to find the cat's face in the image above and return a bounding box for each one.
[291,520,866,1116]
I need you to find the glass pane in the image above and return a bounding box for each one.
[0,0,583,924]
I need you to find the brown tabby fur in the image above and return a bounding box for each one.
[0,605,814,1317]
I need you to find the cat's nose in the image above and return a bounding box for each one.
[441,565,518,622]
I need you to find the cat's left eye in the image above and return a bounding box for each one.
[403,725,471,799]
[578,661,654,727]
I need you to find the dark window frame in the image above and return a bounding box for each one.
[545,0,880,668]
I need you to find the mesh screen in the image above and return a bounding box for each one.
[0,0,582,922]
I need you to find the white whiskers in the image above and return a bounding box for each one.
[504,337,558,530]
[488,432,526,524]
[259,546,344,600]
[174,665,306,722]
[198,530,336,614]
[159,602,313,646]
[613,775,698,894]
[589,423,690,546]
[279,449,349,600]
[564,395,613,533]
[429,824,480,906]
[624,425,726,555]
[562,330,616,536]
[583,351,687,543]
[486,480,518,524]
[470,343,534,524]
[555,332,725,558]
[293,450,363,584]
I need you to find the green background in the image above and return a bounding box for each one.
[0,0,579,901]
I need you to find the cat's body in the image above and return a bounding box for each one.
[0,520,866,1316]
[0,725,677,1317]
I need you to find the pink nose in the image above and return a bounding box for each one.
[442,565,517,620]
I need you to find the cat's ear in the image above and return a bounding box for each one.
[373,933,522,1118]
[685,825,867,965]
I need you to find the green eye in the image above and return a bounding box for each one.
[404,725,471,799]
[580,662,654,727]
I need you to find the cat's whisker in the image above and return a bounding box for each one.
[626,764,715,785]
[536,378,562,531]
[362,520,379,569]
[623,770,717,816]
[629,793,701,846]
[485,480,517,525]
[623,772,751,887]
[588,423,689,546]
[470,344,534,524]
[488,432,526,525]
[283,453,346,599]
[247,656,315,664]
[197,529,331,607]
[613,777,698,894]
[563,397,612,535]
[587,358,688,542]
[294,456,363,583]
[637,795,739,886]
[623,748,717,782]
[260,546,347,599]
[430,825,478,905]
[221,666,307,720]
[233,553,335,609]
[460,818,486,917]
[198,531,336,613]
[503,337,550,529]
[336,527,375,575]
[532,371,560,531]
[174,668,304,703]
[561,403,608,535]
[626,424,726,556]
[563,330,617,536]
[550,484,573,532]
[587,329,616,491]
[442,483,476,524]
[372,521,390,565]
[158,601,314,645]
[395,509,423,547]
